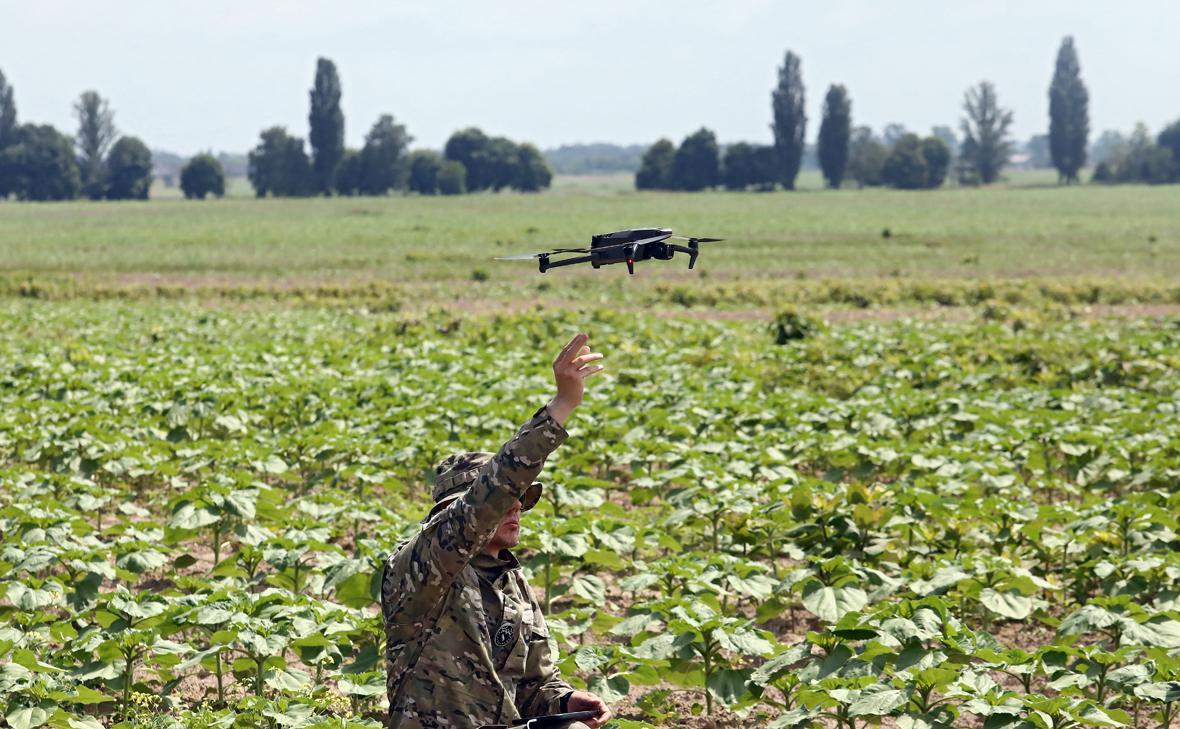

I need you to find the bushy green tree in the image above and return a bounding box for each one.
[635,138,675,190]
[482,136,522,191]
[817,84,851,189]
[436,159,466,195]
[357,114,412,195]
[882,134,928,189]
[1049,36,1089,184]
[334,149,364,196]
[0,123,81,200]
[921,136,951,188]
[0,69,16,152]
[104,136,153,200]
[1112,123,1173,184]
[180,154,225,199]
[847,126,887,188]
[723,142,756,190]
[444,127,490,191]
[771,50,806,189]
[1157,120,1180,182]
[74,90,117,200]
[308,58,344,195]
[247,126,312,197]
[407,149,441,194]
[514,143,552,192]
[959,81,1013,184]
[671,127,720,191]
[750,145,778,191]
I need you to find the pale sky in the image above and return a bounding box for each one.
[3,1,1178,156]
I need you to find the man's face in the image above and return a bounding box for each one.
[486,501,522,554]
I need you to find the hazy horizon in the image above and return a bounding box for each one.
[4,1,1178,157]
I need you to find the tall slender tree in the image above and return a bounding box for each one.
[308,57,344,195]
[0,69,17,150]
[74,90,118,200]
[771,50,806,190]
[817,84,851,189]
[959,81,1013,184]
[1048,36,1089,184]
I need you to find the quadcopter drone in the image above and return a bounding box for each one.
[495,228,725,275]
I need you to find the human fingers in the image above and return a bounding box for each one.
[591,700,612,727]
[572,352,604,367]
[553,333,588,368]
[579,364,605,379]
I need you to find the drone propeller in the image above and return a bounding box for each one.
[493,246,590,260]
[671,235,725,243]
[494,252,551,261]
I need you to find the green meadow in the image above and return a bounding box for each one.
[1,178,1177,307]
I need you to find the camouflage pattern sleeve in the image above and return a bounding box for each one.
[382,405,569,624]
[516,590,576,716]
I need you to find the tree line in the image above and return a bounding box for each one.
[238,58,552,200]
[0,73,153,201]
[0,59,555,202]
[636,37,1180,191]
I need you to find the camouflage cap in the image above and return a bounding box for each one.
[431,451,542,515]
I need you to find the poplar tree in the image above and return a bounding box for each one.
[771,50,806,190]
[1048,36,1089,184]
[0,69,16,150]
[308,57,344,194]
[817,84,851,189]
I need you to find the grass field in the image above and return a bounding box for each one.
[1,178,1177,313]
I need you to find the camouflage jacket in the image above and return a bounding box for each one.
[381,405,574,728]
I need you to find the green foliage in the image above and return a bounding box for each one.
[772,50,807,190]
[105,136,153,200]
[180,154,225,200]
[441,127,548,193]
[308,57,345,195]
[921,137,950,188]
[355,114,412,196]
[1049,36,1089,184]
[1157,119,1180,182]
[818,85,852,189]
[770,306,822,343]
[0,123,81,201]
[847,127,887,188]
[436,159,466,195]
[514,143,552,192]
[248,126,313,198]
[73,90,117,200]
[407,149,442,195]
[0,68,17,153]
[959,81,1014,184]
[670,127,720,192]
[882,134,929,190]
[881,135,950,190]
[443,127,490,191]
[2,305,1180,726]
[1107,124,1175,185]
[333,149,364,196]
[635,138,675,190]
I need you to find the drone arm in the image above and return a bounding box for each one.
[664,243,699,270]
[539,255,594,272]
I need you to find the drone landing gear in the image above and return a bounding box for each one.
[665,242,699,270]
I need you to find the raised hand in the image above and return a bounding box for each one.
[546,332,604,426]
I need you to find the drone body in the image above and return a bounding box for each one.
[496,228,724,274]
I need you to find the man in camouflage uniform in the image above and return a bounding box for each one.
[382,333,612,729]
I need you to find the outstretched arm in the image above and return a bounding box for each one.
[381,333,604,625]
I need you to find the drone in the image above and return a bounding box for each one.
[495,228,725,275]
